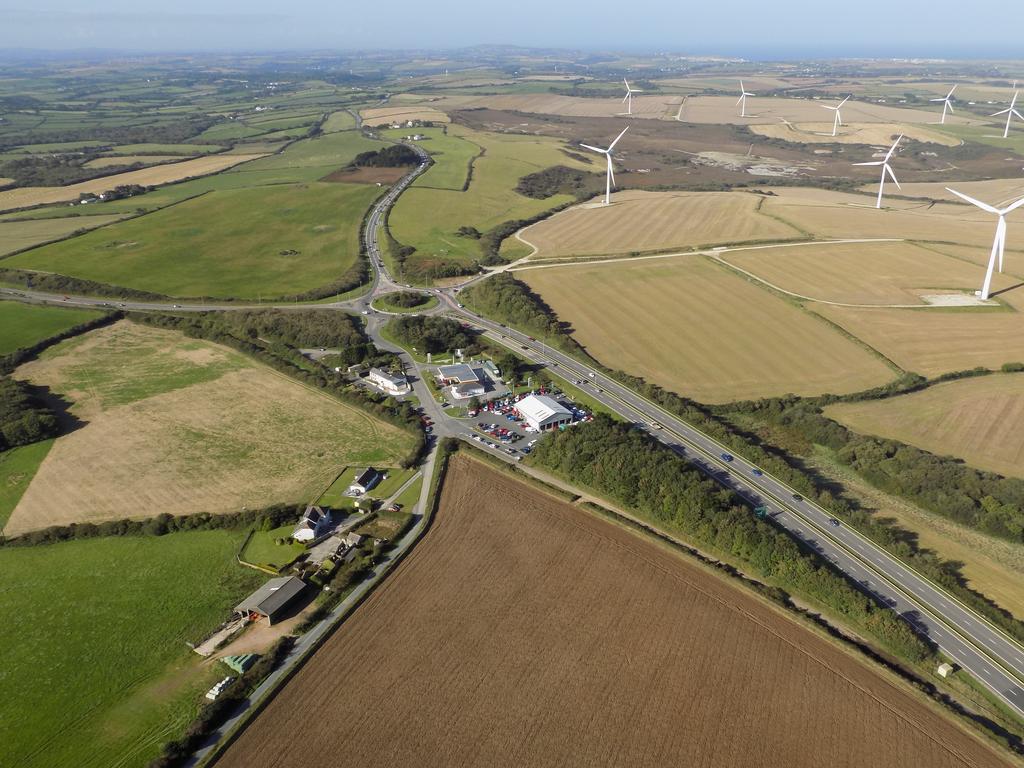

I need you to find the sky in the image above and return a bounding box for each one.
[0,0,1021,57]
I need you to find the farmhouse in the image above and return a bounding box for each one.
[234,576,306,625]
[367,367,410,395]
[515,395,573,431]
[349,467,382,495]
[437,363,479,385]
[292,505,332,543]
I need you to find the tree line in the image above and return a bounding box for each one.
[387,315,476,355]
[527,415,933,663]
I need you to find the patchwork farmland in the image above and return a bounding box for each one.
[213,456,1008,768]
[5,321,414,535]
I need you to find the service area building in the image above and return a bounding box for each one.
[515,395,573,431]
[367,367,410,395]
[437,363,478,385]
[234,576,306,625]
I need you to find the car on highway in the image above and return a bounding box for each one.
[720,452,734,462]
[792,493,803,501]
[751,468,763,477]
[828,518,841,528]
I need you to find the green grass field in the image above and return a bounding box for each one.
[387,126,591,273]
[0,439,52,528]
[382,127,479,190]
[7,182,378,298]
[317,467,361,509]
[0,530,263,768]
[100,143,225,155]
[241,524,307,570]
[0,213,128,256]
[0,301,103,355]
[321,110,357,132]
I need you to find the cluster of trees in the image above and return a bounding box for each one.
[461,274,585,356]
[387,315,476,355]
[731,395,1024,543]
[0,378,58,452]
[515,165,595,200]
[148,636,295,768]
[3,115,216,153]
[527,415,933,663]
[0,154,122,188]
[4,503,302,548]
[136,312,424,467]
[380,290,431,309]
[352,144,419,167]
[0,268,167,301]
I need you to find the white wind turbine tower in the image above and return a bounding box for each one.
[854,135,903,209]
[946,188,1024,300]
[737,80,755,117]
[622,78,643,116]
[992,91,1023,138]
[931,85,957,124]
[580,127,629,206]
[821,95,851,137]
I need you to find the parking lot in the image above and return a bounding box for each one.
[467,388,592,459]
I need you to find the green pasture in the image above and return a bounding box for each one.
[0,301,103,356]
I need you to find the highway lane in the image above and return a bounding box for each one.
[444,300,1024,719]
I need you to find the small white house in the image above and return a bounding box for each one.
[293,505,332,542]
[349,467,382,495]
[450,381,485,400]
[368,367,410,395]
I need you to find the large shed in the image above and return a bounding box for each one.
[234,576,306,625]
[437,363,479,384]
[515,395,573,431]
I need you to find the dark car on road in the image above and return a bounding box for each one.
[751,468,763,477]
[720,452,733,462]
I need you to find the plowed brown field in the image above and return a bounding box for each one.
[214,456,1009,768]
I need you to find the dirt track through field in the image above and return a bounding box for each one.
[214,456,1010,768]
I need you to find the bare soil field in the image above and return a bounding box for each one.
[5,322,411,535]
[0,154,264,212]
[675,95,983,126]
[751,121,960,146]
[320,166,409,184]
[813,302,1024,377]
[519,190,802,259]
[724,240,992,305]
[359,105,450,126]
[825,373,1024,479]
[521,255,893,403]
[214,456,1009,768]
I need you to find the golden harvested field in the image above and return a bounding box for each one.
[520,255,893,402]
[432,92,676,119]
[0,154,263,211]
[83,155,188,168]
[826,374,1024,479]
[876,178,1024,206]
[724,240,994,305]
[5,321,412,536]
[359,105,450,126]
[0,213,127,256]
[761,187,997,244]
[675,96,982,126]
[519,190,802,259]
[813,303,1024,377]
[750,121,960,146]
[214,456,1009,768]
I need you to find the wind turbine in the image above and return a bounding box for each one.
[930,85,957,124]
[992,91,1024,138]
[821,95,851,137]
[946,187,1024,300]
[853,135,903,209]
[580,127,629,206]
[737,80,755,117]
[621,78,643,116]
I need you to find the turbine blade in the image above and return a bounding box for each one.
[839,95,851,106]
[607,156,616,188]
[1012,109,1024,120]
[580,144,606,154]
[946,187,1001,214]
[607,126,629,151]
[1013,90,1020,108]
[992,108,1011,116]
[853,161,884,166]
[884,134,903,161]
[947,84,957,98]
[1000,195,1024,215]
[736,95,744,106]
[885,163,901,190]
[947,102,955,112]
[930,98,945,102]
[822,105,837,111]
[622,93,629,103]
